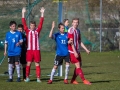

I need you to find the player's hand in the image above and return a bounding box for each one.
[74,52,79,58]
[86,50,90,54]
[68,39,73,44]
[52,21,55,29]
[22,7,26,13]
[4,52,7,56]
[16,42,20,46]
[40,7,45,13]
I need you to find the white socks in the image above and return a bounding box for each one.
[50,68,56,80]
[65,65,70,80]
[8,64,13,79]
[16,64,20,78]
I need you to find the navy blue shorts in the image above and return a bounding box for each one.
[54,54,70,66]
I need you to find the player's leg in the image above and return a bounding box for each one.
[71,67,78,83]
[22,64,26,81]
[15,55,21,82]
[34,50,41,82]
[25,50,33,82]
[20,52,26,81]
[35,62,41,82]
[69,53,79,84]
[7,56,13,82]
[25,62,31,82]
[64,55,70,84]
[47,65,58,84]
[74,59,91,85]
[48,55,63,84]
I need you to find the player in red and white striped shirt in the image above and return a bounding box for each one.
[68,18,91,85]
[22,7,45,82]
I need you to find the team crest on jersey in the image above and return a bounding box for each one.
[16,35,18,37]
[12,38,15,43]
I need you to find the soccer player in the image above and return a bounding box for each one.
[4,21,23,82]
[54,19,69,76]
[47,22,70,84]
[68,18,91,85]
[63,19,69,32]
[17,24,27,81]
[22,7,45,82]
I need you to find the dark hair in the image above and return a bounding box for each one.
[9,21,17,26]
[72,18,79,24]
[58,23,64,28]
[18,24,23,29]
[63,19,69,23]
[30,21,36,26]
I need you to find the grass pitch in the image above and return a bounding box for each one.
[0,51,120,90]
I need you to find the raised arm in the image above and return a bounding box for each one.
[81,42,90,54]
[22,7,28,32]
[37,7,45,33]
[49,21,55,38]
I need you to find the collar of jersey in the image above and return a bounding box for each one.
[10,30,16,34]
[59,32,64,35]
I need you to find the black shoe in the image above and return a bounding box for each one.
[16,78,21,82]
[7,79,13,82]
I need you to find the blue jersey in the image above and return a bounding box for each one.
[52,32,69,56]
[5,30,23,56]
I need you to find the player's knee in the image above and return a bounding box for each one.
[27,62,31,66]
[66,62,70,65]
[53,65,58,69]
[75,62,80,68]
[35,62,40,66]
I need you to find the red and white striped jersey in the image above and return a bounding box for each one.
[68,27,81,53]
[22,17,44,50]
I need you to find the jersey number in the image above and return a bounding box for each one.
[61,40,66,44]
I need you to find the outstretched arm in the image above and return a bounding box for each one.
[37,7,45,33]
[22,7,28,32]
[49,21,55,38]
[81,42,90,54]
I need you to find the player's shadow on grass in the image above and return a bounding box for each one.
[84,72,107,75]
[91,80,120,83]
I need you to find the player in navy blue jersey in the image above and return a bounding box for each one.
[17,24,27,81]
[4,21,23,82]
[47,22,70,84]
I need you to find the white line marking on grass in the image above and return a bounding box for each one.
[0,74,33,76]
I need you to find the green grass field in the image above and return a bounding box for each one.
[0,51,120,90]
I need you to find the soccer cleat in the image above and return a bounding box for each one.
[47,80,52,84]
[64,79,69,84]
[37,79,41,83]
[7,79,13,82]
[25,78,30,82]
[83,80,91,85]
[16,78,21,82]
[71,80,79,84]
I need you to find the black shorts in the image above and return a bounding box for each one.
[20,52,26,64]
[54,54,70,66]
[8,55,20,64]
